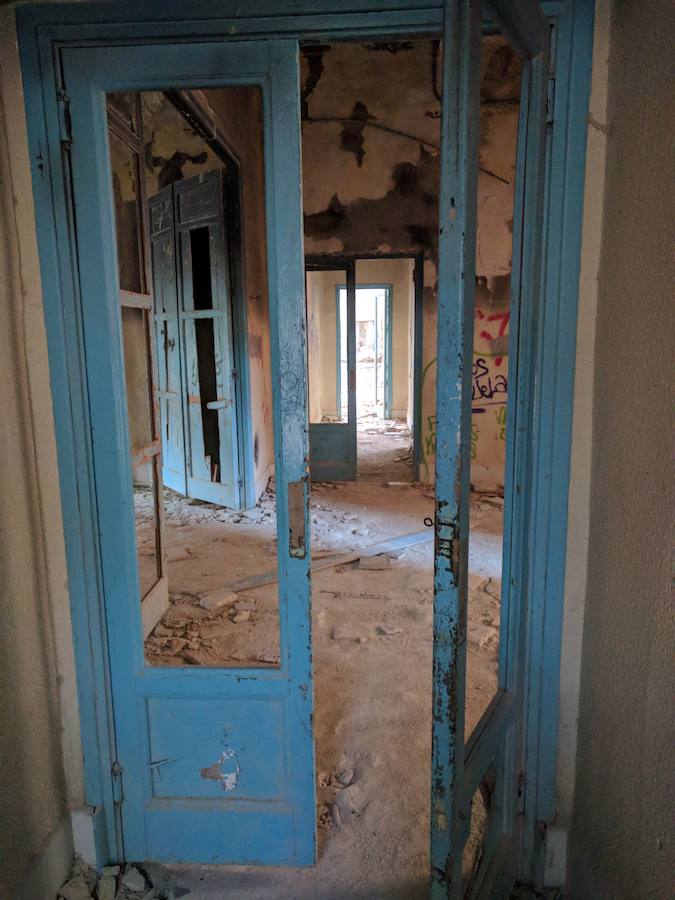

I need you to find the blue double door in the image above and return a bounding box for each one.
[58,0,546,885]
[150,171,242,508]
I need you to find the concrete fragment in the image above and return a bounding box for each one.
[336,767,355,787]
[231,609,251,624]
[235,597,258,612]
[120,866,146,893]
[468,573,489,592]
[101,866,120,878]
[198,589,238,610]
[376,624,403,636]
[332,624,368,643]
[256,650,280,664]
[167,637,187,652]
[358,554,391,570]
[152,624,172,638]
[96,875,116,900]
[331,803,343,830]
[58,876,92,900]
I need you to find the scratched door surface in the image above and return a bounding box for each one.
[61,39,315,864]
[306,259,357,481]
[430,1,550,896]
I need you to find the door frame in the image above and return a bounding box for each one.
[17,0,595,881]
[336,282,394,420]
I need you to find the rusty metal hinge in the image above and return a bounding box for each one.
[111,760,124,805]
[56,89,73,148]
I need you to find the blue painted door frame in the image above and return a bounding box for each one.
[17,0,595,885]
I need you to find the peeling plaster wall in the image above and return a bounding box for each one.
[301,38,520,488]
[0,10,76,897]
[142,89,275,501]
[566,1,675,897]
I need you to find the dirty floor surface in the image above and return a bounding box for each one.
[133,471,504,899]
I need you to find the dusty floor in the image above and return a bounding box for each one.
[132,433,504,898]
[356,416,413,482]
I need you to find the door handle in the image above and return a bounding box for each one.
[287,479,307,559]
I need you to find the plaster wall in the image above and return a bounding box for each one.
[0,9,78,897]
[565,1,675,896]
[301,37,519,489]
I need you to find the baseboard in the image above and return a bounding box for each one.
[14,815,73,900]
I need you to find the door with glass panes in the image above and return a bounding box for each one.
[150,170,241,508]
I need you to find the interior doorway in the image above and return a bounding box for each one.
[17,0,576,891]
[307,255,420,483]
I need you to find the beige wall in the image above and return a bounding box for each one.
[0,9,78,898]
[565,1,675,896]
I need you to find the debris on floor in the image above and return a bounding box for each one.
[59,858,172,900]
[131,478,505,896]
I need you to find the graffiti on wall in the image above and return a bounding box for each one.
[418,306,510,480]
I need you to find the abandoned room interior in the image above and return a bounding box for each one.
[1,1,672,900]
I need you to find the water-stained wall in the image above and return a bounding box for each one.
[301,38,520,489]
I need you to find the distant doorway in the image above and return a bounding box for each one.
[307,256,419,483]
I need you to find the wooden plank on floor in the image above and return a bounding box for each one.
[224,528,433,594]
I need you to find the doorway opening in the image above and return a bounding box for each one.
[60,15,526,897]
[102,30,518,894]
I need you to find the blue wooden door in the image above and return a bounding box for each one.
[61,40,315,864]
[306,259,357,481]
[150,172,241,507]
[431,1,550,895]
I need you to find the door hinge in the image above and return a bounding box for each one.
[111,760,124,805]
[231,368,239,380]
[56,89,73,148]
[517,769,526,815]
[546,77,556,127]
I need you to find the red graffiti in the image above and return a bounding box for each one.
[475,309,510,366]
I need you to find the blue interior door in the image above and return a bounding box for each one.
[176,172,241,507]
[62,39,315,865]
[431,1,550,895]
[306,260,357,481]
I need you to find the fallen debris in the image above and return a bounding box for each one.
[198,588,238,610]
[376,623,403,636]
[332,624,368,643]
